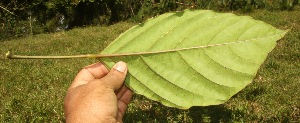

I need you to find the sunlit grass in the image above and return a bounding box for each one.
[1,8,299,122]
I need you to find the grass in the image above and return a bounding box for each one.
[1,8,299,122]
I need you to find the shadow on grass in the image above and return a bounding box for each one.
[188,106,234,123]
[124,100,244,122]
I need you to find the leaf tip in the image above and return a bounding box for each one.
[284,29,290,33]
[281,29,290,38]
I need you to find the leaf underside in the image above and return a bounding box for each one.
[100,10,287,109]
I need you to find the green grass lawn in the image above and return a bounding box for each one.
[1,8,299,122]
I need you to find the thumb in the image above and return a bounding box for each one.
[100,61,128,91]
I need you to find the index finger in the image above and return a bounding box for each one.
[70,62,109,89]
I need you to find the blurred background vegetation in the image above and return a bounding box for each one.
[1,0,300,40]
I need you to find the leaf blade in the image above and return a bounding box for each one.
[100,10,288,108]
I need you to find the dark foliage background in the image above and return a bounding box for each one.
[0,0,299,40]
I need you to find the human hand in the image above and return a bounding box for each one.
[64,62,133,123]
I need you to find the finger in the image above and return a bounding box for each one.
[119,89,133,106]
[116,85,130,99]
[117,89,133,120]
[100,61,127,91]
[82,62,110,79]
[70,62,109,89]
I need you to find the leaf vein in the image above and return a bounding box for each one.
[99,31,285,58]
[206,18,244,45]
[140,55,197,105]
[176,51,233,100]
[113,13,174,53]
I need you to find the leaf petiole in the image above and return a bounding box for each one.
[6,51,100,59]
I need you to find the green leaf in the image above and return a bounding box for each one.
[100,10,288,109]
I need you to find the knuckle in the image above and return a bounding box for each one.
[108,72,123,82]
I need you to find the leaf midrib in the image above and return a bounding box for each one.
[99,31,285,57]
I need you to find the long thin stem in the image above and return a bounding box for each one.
[6,51,105,59]
[6,50,165,59]
[6,49,172,59]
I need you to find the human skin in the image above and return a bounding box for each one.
[64,62,133,123]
